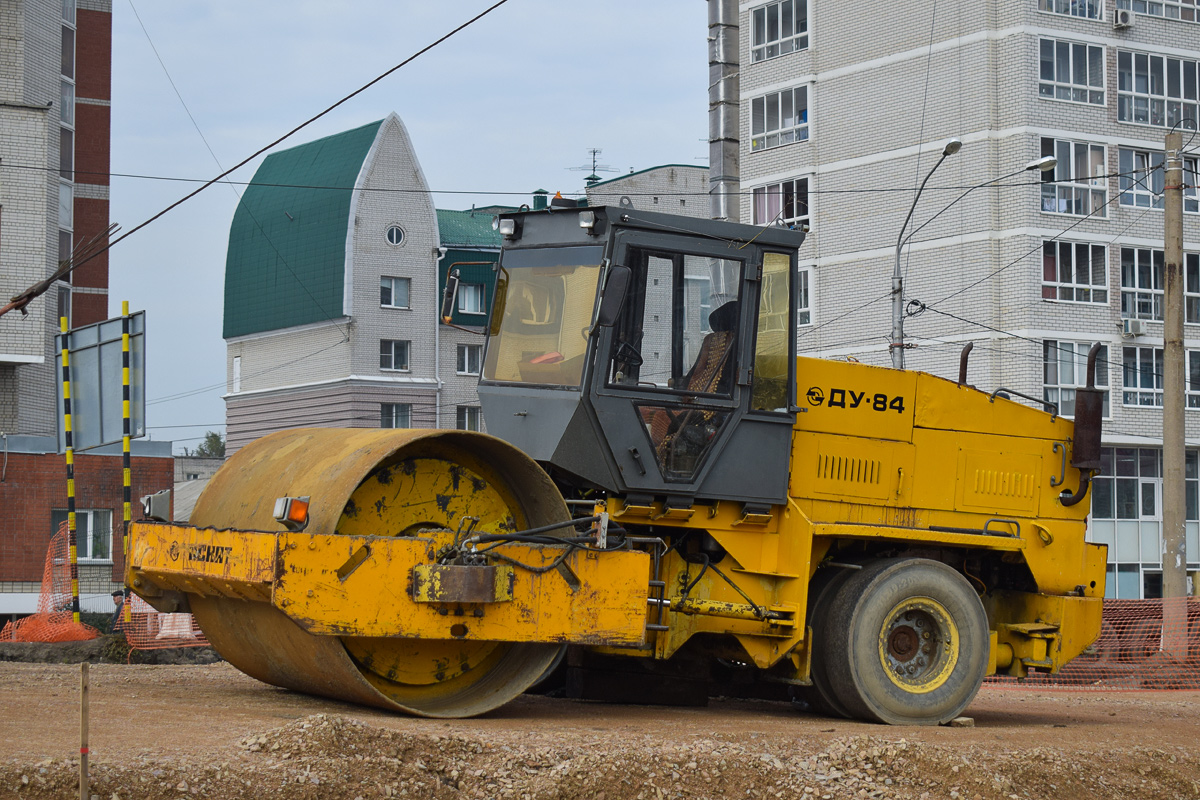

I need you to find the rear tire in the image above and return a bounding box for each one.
[824,558,988,725]
[793,566,856,718]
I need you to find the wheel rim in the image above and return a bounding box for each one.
[877,596,959,694]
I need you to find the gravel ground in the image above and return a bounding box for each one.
[0,661,1198,800]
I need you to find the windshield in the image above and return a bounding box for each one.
[482,247,604,388]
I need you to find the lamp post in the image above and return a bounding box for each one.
[892,139,961,369]
[890,149,1058,369]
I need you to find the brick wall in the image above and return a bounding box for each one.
[0,450,173,583]
[70,195,109,289]
[74,8,110,102]
[73,103,109,187]
[72,5,111,324]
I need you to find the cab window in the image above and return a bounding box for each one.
[607,247,743,397]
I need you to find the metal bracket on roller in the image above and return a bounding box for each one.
[410,564,515,604]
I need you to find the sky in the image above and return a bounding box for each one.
[107,1,709,453]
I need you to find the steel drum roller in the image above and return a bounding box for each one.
[188,427,568,718]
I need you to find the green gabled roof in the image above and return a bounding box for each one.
[435,208,507,249]
[223,120,383,338]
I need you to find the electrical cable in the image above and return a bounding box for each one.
[0,160,1107,197]
[121,0,449,340]
[923,167,1170,312]
[0,0,512,319]
[904,0,941,285]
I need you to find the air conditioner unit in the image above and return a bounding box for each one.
[1113,9,1134,29]
[1122,318,1146,337]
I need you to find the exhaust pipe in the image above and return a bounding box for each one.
[1060,342,1104,507]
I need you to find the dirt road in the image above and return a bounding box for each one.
[0,662,1197,800]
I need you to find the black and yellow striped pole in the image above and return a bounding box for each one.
[121,301,133,624]
[60,316,81,625]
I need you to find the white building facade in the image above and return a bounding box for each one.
[222,114,502,453]
[737,0,1200,597]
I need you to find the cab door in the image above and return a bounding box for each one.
[587,231,797,504]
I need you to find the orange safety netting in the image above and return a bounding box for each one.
[988,597,1200,690]
[0,523,100,643]
[116,593,210,651]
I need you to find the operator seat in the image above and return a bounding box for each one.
[646,301,738,452]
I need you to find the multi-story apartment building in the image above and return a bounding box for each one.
[222,114,506,454]
[737,0,1200,597]
[1,0,172,617]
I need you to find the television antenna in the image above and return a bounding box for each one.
[568,148,618,185]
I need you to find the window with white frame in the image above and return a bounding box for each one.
[456,405,481,431]
[1039,0,1102,19]
[57,284,72,331]
[1121,247,1164,321]
[380,402,411,428]
[797,265,812,326]
[1040,138,1107,216]
[1187,253,1200,323]
[751,86,809,151]
[1190,352,1200,409]
[1117,51,1200,128]
[1118,0,1198,24]
[1044,341,1110,417]
[751,178,809,228]
[380,276,411,309]
[379,339,410,371]
[1090,447,1200,599]
[457,343,482,375]
[1118,148,1164,209]
[1039,38,1105,105]
[60,1,75,181]
[458,283,484,315]
[750,0,808,63]
[50,508,111,561]
[59,1,74,290]
[1123,153,1199,211]
[1187,156,1200,214]
[1042,241,1108,303]
[1093,449,1200,521]
[1123,345,1164,406]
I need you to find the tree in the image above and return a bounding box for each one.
[195,431,226,459]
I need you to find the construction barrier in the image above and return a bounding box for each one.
[988,597,1200,690]
[0,524,99,643]
[115,593,210,652]
[0,522,209,652]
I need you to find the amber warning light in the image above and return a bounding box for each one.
[273,496,311,531]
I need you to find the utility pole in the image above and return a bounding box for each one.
[1161,130,1187,659]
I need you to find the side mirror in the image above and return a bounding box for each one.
[595,265,632,327]
[440,269,460,323]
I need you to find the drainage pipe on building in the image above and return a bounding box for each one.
[708,0,739,223]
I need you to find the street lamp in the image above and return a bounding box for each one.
[892,139,962,369]
[890,150,1058,369]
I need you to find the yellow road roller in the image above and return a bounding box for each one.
[128,206,1107,724]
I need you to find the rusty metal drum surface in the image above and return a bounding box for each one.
[189,428,568,718]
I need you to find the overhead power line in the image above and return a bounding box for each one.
[1,160,1153,198]
[0,0,512,319]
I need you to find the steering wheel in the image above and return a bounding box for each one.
[615,340,644,368]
